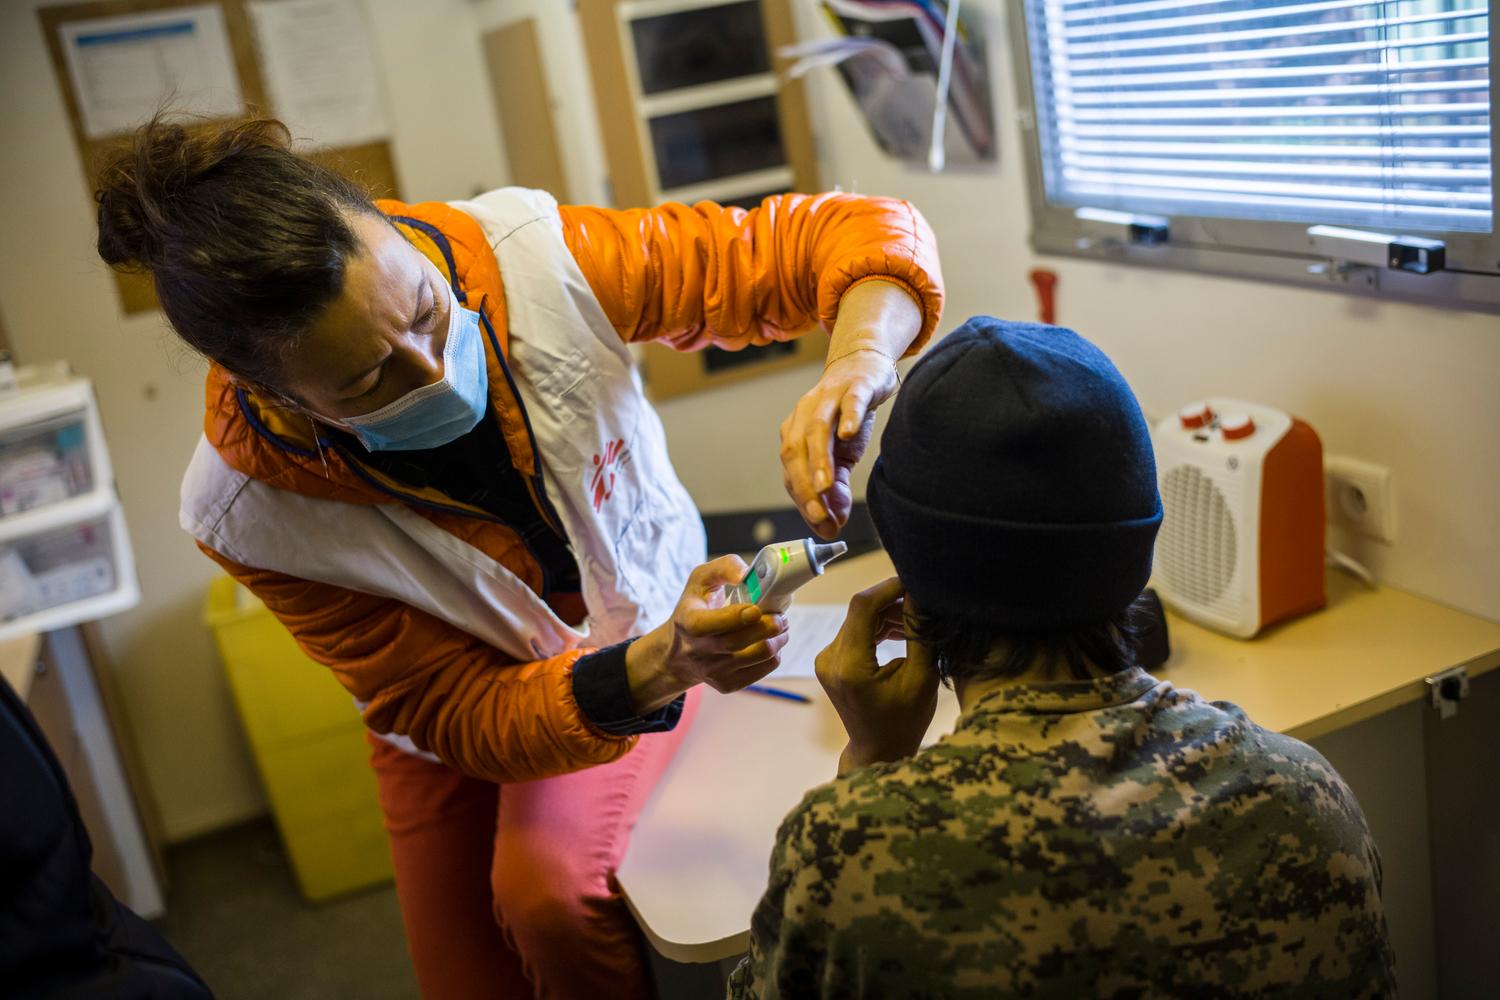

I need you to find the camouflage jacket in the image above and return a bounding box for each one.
[729,667,1395,999]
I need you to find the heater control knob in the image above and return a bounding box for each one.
[1178,401,1214,430]
[1220,412,1256,440]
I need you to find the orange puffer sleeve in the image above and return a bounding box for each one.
[558,193,944,353]
[200,544,634,783]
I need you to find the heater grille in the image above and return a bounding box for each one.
[1159,465,1237,606]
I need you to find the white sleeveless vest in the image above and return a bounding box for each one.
[180,188,707,756]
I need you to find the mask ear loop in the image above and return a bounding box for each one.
[284,398,336,479]
[248,379,337,478]
[309,419,332,477]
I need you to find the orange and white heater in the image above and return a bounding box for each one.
[1152,399,1325,638]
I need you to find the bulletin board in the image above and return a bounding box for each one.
[38,0,401,316]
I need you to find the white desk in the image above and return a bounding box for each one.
[616,552,1500,964]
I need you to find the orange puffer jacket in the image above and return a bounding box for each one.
[188,191,943,784]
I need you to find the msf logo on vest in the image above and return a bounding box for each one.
[590,438,631,512]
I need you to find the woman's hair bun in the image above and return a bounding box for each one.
[92,113,374,388]
[95,114,294,271]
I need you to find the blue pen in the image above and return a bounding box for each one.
[745,684,812,704]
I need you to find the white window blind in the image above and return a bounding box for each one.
[1025,0,1493,234]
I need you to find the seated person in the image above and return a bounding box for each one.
[730,317,1394,998]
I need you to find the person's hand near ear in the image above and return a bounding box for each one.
[781,280,922,539]
[814,577,939,776]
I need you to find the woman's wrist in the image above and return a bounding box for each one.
[624,626,689,715]
[823,346,902,387]
[827,279,923,362]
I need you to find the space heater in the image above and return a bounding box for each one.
[1152,399,1326,638]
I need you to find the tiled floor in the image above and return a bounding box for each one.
[155,820,418,1000]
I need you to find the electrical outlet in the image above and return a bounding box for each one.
[1326,455,1397,543]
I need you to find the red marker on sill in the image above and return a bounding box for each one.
[1029,268,1059,325]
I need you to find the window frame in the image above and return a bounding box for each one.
[1005,1,1500,314]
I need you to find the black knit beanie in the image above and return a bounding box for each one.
[867,317,1162,630]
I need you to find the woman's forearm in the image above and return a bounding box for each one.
[826,278,925,365]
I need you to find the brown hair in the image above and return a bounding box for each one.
[95,115,378,388]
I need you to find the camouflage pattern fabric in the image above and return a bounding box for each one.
[729,667,1395,999]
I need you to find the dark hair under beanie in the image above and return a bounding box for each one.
[867,317,1162,630]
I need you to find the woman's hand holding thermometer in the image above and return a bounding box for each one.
[725,537,848,705]
[623,541,846,715]
[624,555,791,715]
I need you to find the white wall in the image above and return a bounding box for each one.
[0,0,510,841]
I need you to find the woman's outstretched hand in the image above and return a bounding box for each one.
[780,354,888,541]
[780,279,923,540]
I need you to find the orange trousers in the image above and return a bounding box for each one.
[367,690,700,999]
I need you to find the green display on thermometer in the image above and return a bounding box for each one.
[724,537,848,613]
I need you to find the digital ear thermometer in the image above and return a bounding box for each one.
[724,538,848,612]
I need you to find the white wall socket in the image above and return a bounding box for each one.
[1326,455,1397,544]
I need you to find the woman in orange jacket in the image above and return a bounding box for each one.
[95,117,943,999]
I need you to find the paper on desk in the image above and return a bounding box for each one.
[771,603,907,679]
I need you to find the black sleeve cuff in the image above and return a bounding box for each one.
[571,639,685,737]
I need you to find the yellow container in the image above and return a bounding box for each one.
[204,576,392,901]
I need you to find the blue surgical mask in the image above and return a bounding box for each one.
[338,287,490,452]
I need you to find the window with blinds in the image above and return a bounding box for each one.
[1023,0,1493,236]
